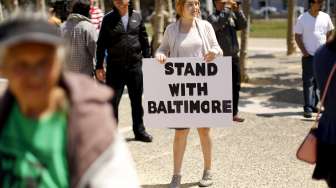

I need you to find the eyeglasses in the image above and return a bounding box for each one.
[0,58,54,75]
[184,1,200,7]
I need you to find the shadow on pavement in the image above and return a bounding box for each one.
[256,111,302,118]
[239,99,254,107]
[248,54,275,59]
[142,182,199,188]
[241,85,280,95]
[241,86,303,105]
[301,118,316,122]
[125,138,154,143]
[125,138,136,142]
[248,75,301,87]
[125,138,138,142]
[267,88,303,104]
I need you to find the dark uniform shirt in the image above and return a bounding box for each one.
[208,9,247,57]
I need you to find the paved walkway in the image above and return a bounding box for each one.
[240,51,304,119]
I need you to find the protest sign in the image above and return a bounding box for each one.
[143,57,232,128]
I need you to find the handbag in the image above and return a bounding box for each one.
[296,63,336,164]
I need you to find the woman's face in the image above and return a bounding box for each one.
[0,42,62,106]
[182,0,200,19]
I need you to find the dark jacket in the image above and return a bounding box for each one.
[208,8,247,56]
[96,5,150,70]
[313,45,336,144]
[0,73,139,188]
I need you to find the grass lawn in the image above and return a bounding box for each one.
[146,19,288,39]
[250,19,287,38]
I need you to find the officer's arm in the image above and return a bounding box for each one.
[96,17,108,70]
[138,15,151,58]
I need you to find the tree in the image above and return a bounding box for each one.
[0,1,3,21]
[287,0,297,55]
[205,0,213,15]
[36,0,46,12]
[98,0,105,12]
[239,0,251,82]
[132,0,140,12]
[152,0,165,53]
[3,0,18,13]
[104,0,113,12]
[166,0,174,24]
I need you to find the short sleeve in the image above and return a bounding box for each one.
[294,16,303,34]
[327,15,334,31]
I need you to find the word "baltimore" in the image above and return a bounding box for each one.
[148,100,232,114]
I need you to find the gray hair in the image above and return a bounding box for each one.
[5,10,48,23]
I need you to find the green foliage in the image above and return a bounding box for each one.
[146,19,288,39]
[145,23,153,37]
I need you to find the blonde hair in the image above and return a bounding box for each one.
[175,0,200,17]
[175,0,187,17]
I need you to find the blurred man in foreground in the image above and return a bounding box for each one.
[0,13,139,188]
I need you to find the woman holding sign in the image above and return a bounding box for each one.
[155,0,222,187]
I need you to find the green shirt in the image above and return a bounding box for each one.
[0,103,69,188]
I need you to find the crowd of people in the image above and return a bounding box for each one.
[0,0,335,187]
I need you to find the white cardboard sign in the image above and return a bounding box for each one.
[142,57,232,128]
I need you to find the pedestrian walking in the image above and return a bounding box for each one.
[312,34,336,188]
[155,0,222,187]
[208,0,247,122]
[294,0,334,118]
[0,13,140,188]
[95,0,153,142]
[61,0,98,77]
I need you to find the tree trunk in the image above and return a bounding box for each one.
[166,0,174,24]
[132,0,140,12]
[239,0,251,83]
[36,0,46,12]
[152,0,165,53]
[4,0,19,12]
[287,0,297,55]
[104,0,113,12]
[99,0,105,12]
[0,2,4,21]
[206,0,213,15]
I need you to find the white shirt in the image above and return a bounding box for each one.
[176,27,203,58]
[155,19,223,58]
[294,11,334,56]
[121,13,129,31]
